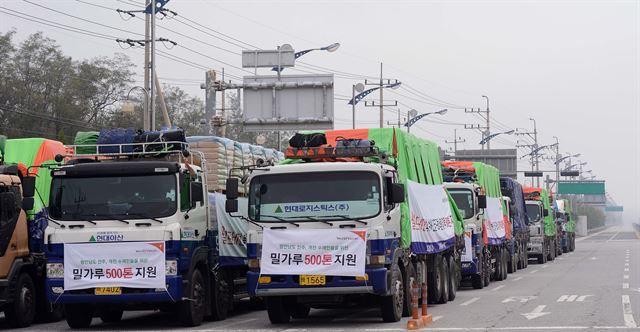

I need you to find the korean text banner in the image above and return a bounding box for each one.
[407,180,455,254]
[212,192,248,266]
[485,197,506,245]
[64,242,166,291]
[260,229,367,276]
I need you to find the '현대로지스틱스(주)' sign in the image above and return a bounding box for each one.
[260,229,367,277]
[63,241,166,291]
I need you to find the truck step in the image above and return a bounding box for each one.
[233,278,247,286]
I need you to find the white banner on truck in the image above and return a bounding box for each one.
[63,242,166,291]
[260,229,367,276]
[407,180,455,254]
[485,197,506,245]
[212,192,248,265]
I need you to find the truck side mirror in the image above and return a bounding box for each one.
[22,197,34,211]
[543,209,549,217]
[22,176,36,198]
[190,182,203,203]
[226,178,239,200]
[225,199,238,213]
[477,195,487,209]
[389,183,405,204]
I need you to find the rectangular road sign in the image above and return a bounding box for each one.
[242,49,295,68]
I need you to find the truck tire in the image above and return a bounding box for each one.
[65,304,93,329]
[209,272,231,321]
[266,296,291,324]
[570,235,576,252]
[523,243,529,268]
[548,241,556,261]
[380,263,403,322]
[501,248,508,280]
[438,256,449,304]
[178,268,205,327]
[5,272,37,328]
[508,246,517,273]
[493,249,503,281]
[99,309,123,323]
[402,262,416,317]
[483,250,491,287]
[427,256,443,304]
[447,255,457,301]
[471,251,484,289]
[289,304,311,319]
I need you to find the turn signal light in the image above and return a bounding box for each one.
[356,274,369,281]
[258,276,271,284]
[248,259,260,268]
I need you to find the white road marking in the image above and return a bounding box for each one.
[576,295,593,302]
[625,268,629,272]
[521,305,550,320]
[502,296,537,303]
[622,295,637,328]
[623,283,629,289]
[512,276,523,281]
[542,265,549,268]
[591,257,598,260]
[492,285,505,291]
[558,295,578,302]
[433,315,443,322]
[530,269,539,274]
[624,275,629,279]
[625,263,629,266]
[215,318,258,329]
[460,297,480,306]
[607,230,621,241]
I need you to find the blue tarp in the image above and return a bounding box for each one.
[500,177,530,232]
[97,128,136,153]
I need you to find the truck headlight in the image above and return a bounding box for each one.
[165,260,178,276]
[47,263,64,279]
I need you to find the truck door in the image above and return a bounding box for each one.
[0,187,21,257]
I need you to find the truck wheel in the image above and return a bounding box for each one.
[508,246,516,273]
[493,250,503,281]
[402,262,416,317]
[427,256,443,304]
[266,296,291,324]
[289,304,311,319]
[522,245,529,268]
[548,241,556,261]
[447,255,457,301]
[5,272,37,328]
[380,263,403,322]
[209,272,231,321]
[99,309,123,323]
[471,251,484,289]
[502,248,509,280]
[178,268,205,327]
[570,235,576,252]
[65,304,93,329]
[438,256,449,304]
[483,251,491,287]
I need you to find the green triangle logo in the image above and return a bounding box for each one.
[89,235,96,242]
[274,205,283,213]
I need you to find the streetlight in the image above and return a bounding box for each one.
[404,109,448,133]
[122,86,149,115]
[347,81,402,128]
[272,42,340,72]
[479,129,514,146]
[351,83,364,129]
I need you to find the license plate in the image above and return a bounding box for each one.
[95,287,122,295]
[299,275,325,286]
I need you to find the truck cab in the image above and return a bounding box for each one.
[233,161,406,323]
[42,143,223,329]
[526,199,546,262]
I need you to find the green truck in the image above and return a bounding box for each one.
[555,198,576,253]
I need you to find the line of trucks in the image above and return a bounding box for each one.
[0,128,577,328]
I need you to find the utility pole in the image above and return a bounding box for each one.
[150,0,156,130]
[364,63,399,128]
[482,95,490,149]
[553,137,560,192]
[143,10,150,131]
[515,121,540,186]
[463,108,489,150]
[531,118,539,186]
[204,70,217,134]
[386,108,405,129]
[220,68,226,137]
[352,84,356,129]
[445,128,466,157]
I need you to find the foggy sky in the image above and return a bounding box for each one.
[1,0,638,221]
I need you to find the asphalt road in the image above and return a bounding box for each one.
[3,223,639,331]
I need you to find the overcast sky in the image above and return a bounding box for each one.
[1,0,638,221]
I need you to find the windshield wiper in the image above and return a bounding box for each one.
[287,216,333,226]
[323,215,368,225]
[259,214,300,227]
[125,213,164,224]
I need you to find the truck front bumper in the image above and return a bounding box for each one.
[461,259,480,275]
[248,267,388,297]
[528,236,544,254]
[46,275,183,304]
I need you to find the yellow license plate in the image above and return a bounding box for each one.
[95,287,122,295]
[299,275,325,286]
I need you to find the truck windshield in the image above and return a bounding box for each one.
[526,203,543,223]
[249,171,381,222]
[447,188,474,219]
[49,174,177,221]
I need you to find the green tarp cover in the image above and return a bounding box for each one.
[4,138,65,215]
[540,188,556,236]
[74,131,100,154]
[563,199,575,233]
[471,162,502,198]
